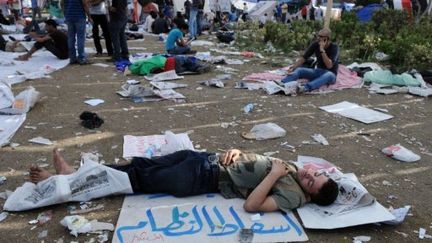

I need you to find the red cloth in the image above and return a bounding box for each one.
[164,57,176,71]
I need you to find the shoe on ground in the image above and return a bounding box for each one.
[79,60,91,65]
[69,60,79,65]
[296,85,306,94]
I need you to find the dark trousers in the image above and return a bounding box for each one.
[175,56,201,73]
[110,17,129,61]
[110,150,219,197]
[91,14,113,55]
[34,40,68,59]
[0,35,6,51]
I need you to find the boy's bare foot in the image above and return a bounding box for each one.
[53,148,75,175]
[29,165,52,184]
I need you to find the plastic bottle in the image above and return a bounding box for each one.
[144,145,157,158]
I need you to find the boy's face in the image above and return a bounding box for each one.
[297,168,329,194]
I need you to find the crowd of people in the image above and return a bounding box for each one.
[0,0,330,65]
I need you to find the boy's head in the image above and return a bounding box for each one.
[179,23,189,33]
[44,19,58,32]
[297,168,339,206]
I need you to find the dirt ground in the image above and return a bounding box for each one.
[0,34,431,243]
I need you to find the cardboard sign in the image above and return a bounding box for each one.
[113,194,308,243]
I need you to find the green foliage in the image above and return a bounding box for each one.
[234,9,432,72]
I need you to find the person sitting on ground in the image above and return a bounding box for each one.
[151,12,170,34]
[172,11,186,28]
[144,10,157,33]
[29,148,339,212]
[165,22,196,55]
[15,19,68,61]
[0,34,29,52]
[281,28,339,93]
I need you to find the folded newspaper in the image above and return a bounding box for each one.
[4,154,133,211]
[295,156,375,216]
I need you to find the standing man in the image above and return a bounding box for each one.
[184,0,190,19]
[188,0,202,40]
[108,0,129,62]
[31,0,42,19]
[63,0,92,64]
[281,2,288,23]
[89,0,113,56]
[282,28,339,93]
[9,0,21,21]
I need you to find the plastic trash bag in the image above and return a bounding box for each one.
[4,157,133,211]
[242,123,286,140]
[382,144,421,162]
[0,82,14,110]
[0,86,40,115]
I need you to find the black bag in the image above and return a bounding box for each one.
[216,31,235,43]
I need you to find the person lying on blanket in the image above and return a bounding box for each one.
[14,19,68,61]
[0,35,28,52]
[282,28,339,94]
[29,148,339,212]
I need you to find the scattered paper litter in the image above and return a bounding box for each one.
[320,101,393,124]
[311,134,329,145]
[28,136,54,145]
[0,176,6,185]
[353,235,371,243]
[144,70,184,82]
[84,99,105,106]
[381,206,411,225]
[38,230,48,238]
[150,81,187,90]
[0,212,8,222]
[126,79,140,85]
[60,216,114,237]
[70,204,104,214]
[92,63,110,68]
[419,228,426,239]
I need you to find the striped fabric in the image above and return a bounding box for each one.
[64,0,86,21]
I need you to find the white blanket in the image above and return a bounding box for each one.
[0,50,69,86]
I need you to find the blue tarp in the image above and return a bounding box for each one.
[356,4,383,22]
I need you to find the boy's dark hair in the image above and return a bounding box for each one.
[179,23,189,30]
[150,11,158,19]
[45,19,58,28]
[310,178,339,206]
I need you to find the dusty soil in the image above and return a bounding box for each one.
[0,34,431,243]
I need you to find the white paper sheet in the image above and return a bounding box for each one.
[0,50,69,86]
[84,99,105,106]
[0,114,26,147]
[150,81,188,90]
[297,201,395,229]
[122,132,194,158]
[319,101,393,124]
[113,194,308,243]
[144,70,184,82]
